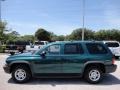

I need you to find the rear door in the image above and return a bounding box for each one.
[61,43,85,73]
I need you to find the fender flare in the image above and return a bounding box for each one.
[9,61,33,74]
[82,61,105,73]
[9,61,31,66]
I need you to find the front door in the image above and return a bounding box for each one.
[33,44,62,74]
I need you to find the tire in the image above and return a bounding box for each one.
[10,52,15,55]
[12,65,32,83]
[84,66,103,84]
[115,56,119,59]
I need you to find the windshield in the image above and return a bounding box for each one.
[35,42,44,45]
[105,42,119,47]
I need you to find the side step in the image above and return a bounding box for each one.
[33,73,82,78]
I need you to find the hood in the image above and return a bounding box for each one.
[6,52,39,63]
[15,52,32,56]
[10,52,33,57]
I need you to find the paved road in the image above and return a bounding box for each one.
[0,54,120,90]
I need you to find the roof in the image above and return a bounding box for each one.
[102,40,119,43]
[49,40,104,45]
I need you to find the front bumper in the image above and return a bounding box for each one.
[3,64,11,74]
[105,64,117,73]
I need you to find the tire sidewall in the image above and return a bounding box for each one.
[12,65,31,83]
[84,66,103,84]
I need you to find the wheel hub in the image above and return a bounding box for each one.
[89,69,100,81]
[15,69,26,81]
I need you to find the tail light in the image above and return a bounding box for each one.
[112,56,116,64]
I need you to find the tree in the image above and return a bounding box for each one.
[51,35,65,41]
[49,32,65,41]
[16,35,35,43]
[11,31,20,36]
[5,31,20,43]
[67,28,95,40]
[35,28,51,41]
[0,21,8,44]
[94,29,120,41]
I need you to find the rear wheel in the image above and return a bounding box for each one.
[12,65,32,83]
[84,66,103,84]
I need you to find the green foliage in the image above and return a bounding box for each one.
[0,21,8,43]
[65,28,120,41]
[51,33,65,41]
[0,45,6,53]
[35,28,51,41]
[67,28,95,40]
[56,35,65,41]
[6,31,20,43]
[18,35,35,43]
[1,20,120,45]
[94,29,120,41]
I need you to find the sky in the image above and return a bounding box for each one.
[2,0,120,35]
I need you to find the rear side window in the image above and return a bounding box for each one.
[86,43,108,54]
[64,43,84,54]
[105,42,119,47]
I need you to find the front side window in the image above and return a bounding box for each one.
[64,43,84,54]
[46,44,60,54]
[86,43,108,54]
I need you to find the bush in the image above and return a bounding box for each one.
[0,45,6,53]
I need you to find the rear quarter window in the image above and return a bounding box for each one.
[105,42,119,47]
[86,43,108,54]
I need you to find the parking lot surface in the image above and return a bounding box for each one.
[0,54,120,90]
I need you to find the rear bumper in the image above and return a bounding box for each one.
[3,64,11,74]
[105,64,117,73]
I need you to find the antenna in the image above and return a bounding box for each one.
[0,0,5,21]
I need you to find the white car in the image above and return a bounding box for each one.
[103,41,120,59]
[26,41,48,52]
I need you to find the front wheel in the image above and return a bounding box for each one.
[12,65,32,83]
[84,66,103,84]
[10,52,15,55]
[115,56,119,59]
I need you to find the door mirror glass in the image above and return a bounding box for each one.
[40,51,46,58]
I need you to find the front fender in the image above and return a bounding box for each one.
[9,61,33,75]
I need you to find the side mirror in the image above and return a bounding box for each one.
[40,51,46,58]
[30,45,34,48]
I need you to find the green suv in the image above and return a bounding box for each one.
[3,41,117,84]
